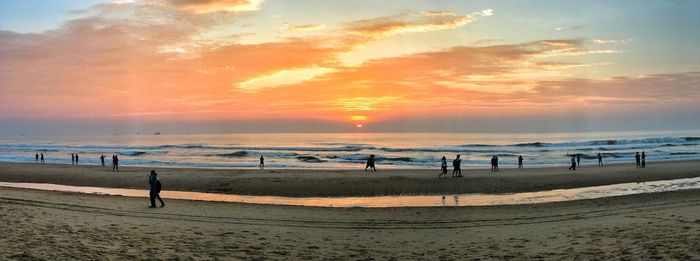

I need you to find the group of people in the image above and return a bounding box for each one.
[71,153,80,165]
[34,153,45,163]
[635,151,647,168]
[33,153,120,171]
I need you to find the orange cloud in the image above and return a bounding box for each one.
[345,9,492,37]
[282,23,326,32]
[168,0,263,13]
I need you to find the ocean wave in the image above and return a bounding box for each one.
[210,151,249,157]
[118,151,148,156]
[296,155,326,163]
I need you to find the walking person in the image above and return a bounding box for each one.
[148,170,165,208]
[71,153,75,165]
[452,154,462,177]
[100,155,105,166]
[635,152,641,168]
[641,151,646,168]
[518,155,523,169]
[569,155,576,171]
[365,154,376,172]
[259,155,265,170]
[439,156,448,178]
[490,156,496,172]
[35,153,39,162]
[576,153,581,167]
[40,153,44,164]
[112,155,119,172]
[75,154,79,165]
[597,153,603,166]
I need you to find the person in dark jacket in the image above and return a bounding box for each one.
[149,170,165,208]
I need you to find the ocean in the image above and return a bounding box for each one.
[0,130,698,169]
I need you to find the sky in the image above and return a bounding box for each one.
[0,0,699,134]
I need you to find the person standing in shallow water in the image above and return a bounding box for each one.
[100,155,105,167]
[569,155,576,171]
[597,153,603,166]
[452,154,462,177]
[518,155,523,169]
[641,151,646,168]
[259,155,265,170]
[148,170,165,208]
[112,155,119,172]
[35,153,39,162]
[71,153,75,165]
[40,153,44,164]
[75,154,79,165]
[365,154,376,172]
[635,152,641,168]
[439,156,448,178]
[576,153,581,167]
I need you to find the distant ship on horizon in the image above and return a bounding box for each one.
[154,131,161,135]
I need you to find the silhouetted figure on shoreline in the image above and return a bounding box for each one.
[71,153,75,165]
[576,154,581,166]
[148,170,165,208]
[490,156,500,172]
[75,154,79,165]
[35,153,39,162]
[100,155,105,166]
[518,155,523,169]
[452,154,462,177]
[439,156,448,178]
[597,153,603,166]
[259,155,265,170]
[40,153,44,164]
[569,155,576,171]
[112,155,119,172]
[641,151,646,168]
[365,154,376,172]
[635,152,641,168]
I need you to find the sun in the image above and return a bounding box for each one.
[356,124,363,128]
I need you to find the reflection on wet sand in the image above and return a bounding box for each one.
[2,177,700,208]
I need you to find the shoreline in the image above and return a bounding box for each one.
[1,160,699,197]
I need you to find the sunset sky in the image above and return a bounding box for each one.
[1,0,699,134]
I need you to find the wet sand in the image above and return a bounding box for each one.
[1,186,699,259]
[0,160,699,196]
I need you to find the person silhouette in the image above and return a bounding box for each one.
[491,156,500,172]
[112,155,119,172]
[75,154,79,165]
[365,154,376,172]
[569,155,576,171]
[641,151,646,168]
[40,153,44,164]
[518,155,523,169]
[576,154,581,167]
[452,154,462,177]
[71,153,75,165]
[259,155,265,170]
[148,170,165,208]
[635,152,641,168]
[597,153,603,166]
[35,153,39,162]
[100,155,105,166]
[439,156,448,178]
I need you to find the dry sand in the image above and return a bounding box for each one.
[1,187,699,259]
[1,161,700,259]
[0,160,699,196]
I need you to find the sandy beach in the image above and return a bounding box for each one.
[0,160,698,259]
[0,160,699,196]
[0,185,699,259]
